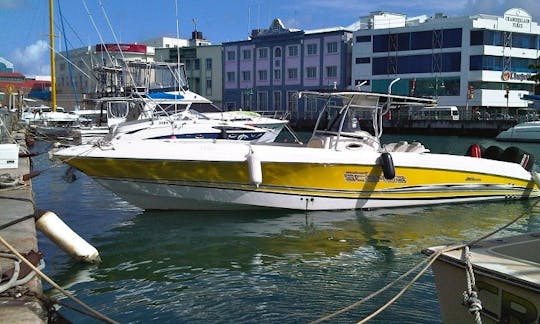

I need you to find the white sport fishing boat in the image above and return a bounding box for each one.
[54,89,540,211]
[496,120,540,143]
[424,232,540,323]
[73,60,288,144]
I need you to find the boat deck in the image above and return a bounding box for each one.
[427,232,540,289]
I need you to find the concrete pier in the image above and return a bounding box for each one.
[0,114,46,322]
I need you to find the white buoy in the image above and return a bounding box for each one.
[247,148,262,187]
[35,211,101,263]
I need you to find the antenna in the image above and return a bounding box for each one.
[192,18,197,32]
[248,5,251,38]
[257,2,260,31]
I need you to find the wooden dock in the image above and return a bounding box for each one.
[0,116,46,322]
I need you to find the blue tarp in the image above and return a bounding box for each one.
[147,92,184,100]
[27,90,51,101]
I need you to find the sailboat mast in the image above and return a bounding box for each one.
[49,0,57,112]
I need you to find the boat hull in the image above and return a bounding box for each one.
[496,121,540,142]
[55,140,540,211]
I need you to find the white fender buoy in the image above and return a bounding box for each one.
[247,148,262,187]
[380,152,395,180]
[35,211,101,263]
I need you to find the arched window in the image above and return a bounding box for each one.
[274,47,282,58]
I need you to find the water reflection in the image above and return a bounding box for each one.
[31,136,540,323]
[43,199,540,323]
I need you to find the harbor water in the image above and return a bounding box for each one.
[30,135,540,323]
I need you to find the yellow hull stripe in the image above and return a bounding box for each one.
[64,157,539,199]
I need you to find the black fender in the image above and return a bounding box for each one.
[380,152,395,180]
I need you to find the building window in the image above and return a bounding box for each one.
[242,49,252,60]
[306,66,317,79]
[274,47,282,57]
[287,91,298,111]
[185,59,192,70]
[306,43,318,55]
[205,79,212,96]
[327,42,338,53]
[242,71,251,81]
[372,53,461,75]
[258,70,268,81]
[257,91,268,110]
[326,66,337,77]
[355,57,370,64]
[355,35,371,43]
[258,48,268,59]
[275,60,280,67]
[470,55,537,72]
[287,68,298,79]
[226,72,235,82]
[288,45,299,57]
[242,92,252,110]
[194,59,200,70]
[274,69,281,80]
[226,50,236,61]
[205,58,212,69]
[273,91,281,110]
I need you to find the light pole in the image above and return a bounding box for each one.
[249,88,254,111]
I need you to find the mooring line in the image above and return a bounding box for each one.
[0,234,118,324]
[311,198,540,323]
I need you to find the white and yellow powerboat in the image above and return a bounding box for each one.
[54,90,540,211]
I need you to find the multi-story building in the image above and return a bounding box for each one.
[351,8,540,118]
[222,18,352,121]
[155,31,222,106]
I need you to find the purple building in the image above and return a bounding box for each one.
[223,19,352,123]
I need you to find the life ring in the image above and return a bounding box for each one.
[380,152,395,180]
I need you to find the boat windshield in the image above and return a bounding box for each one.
[107,101,143,122]
[321,103,370,134]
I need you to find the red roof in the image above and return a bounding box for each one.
[0,72,25,78]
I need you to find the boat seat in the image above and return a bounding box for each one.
[307,136,326,149]
[405,142,429,153]
[384,141,429,153]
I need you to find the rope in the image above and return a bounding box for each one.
[310,256,432,323]
[20,144,98,181]
[0,214,35,231]
[312,197,540,323]
[0,235,119,324]
[461,247,483,324]
[356,244,466,324]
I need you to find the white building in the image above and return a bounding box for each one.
[351,8,540,118]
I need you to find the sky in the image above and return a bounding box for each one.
[0,0,539,77]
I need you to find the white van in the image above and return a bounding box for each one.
[413,106,460,121]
